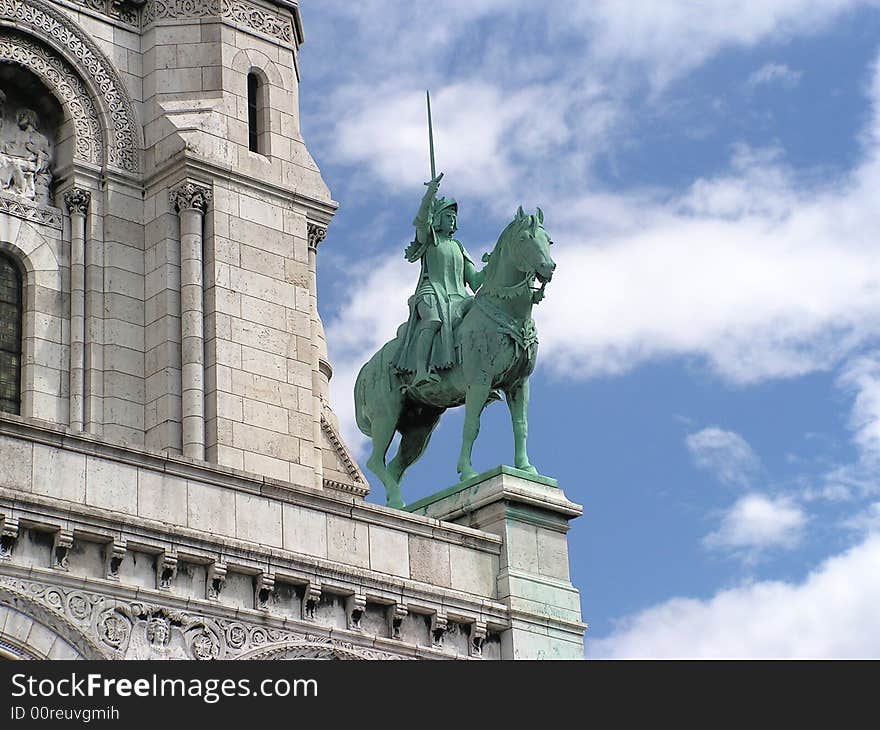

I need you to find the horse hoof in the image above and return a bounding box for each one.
[517,463,539,475]
[458,469,477,482]
[387,497,406,509]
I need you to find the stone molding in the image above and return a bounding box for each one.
[0,31,103,168]
[320,411,368,494]
[170,180,212,214]
[56,0,142,28]
[0,193,62,229]
[143,0,295,46]
[0,0,141,172]
[63,188,92,216]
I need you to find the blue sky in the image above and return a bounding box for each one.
[296,1,880,657]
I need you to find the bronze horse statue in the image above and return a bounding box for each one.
[354,207,556,508]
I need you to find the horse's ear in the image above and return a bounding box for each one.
[536,207,544,225]
[516,205,525,220]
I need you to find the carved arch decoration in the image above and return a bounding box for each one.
[0,583,108,660]
[237,640,403,661]
[0,0,141,173]
[0,30,103,168]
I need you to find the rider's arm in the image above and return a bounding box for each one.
[413,173,443,245]
[464,258,484,292]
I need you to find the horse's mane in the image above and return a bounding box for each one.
[481,212,535,287]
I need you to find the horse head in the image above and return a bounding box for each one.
[510,205,555,285]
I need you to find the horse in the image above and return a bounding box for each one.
[354,206,556,508]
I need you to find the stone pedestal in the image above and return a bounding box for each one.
[407,466,586,659]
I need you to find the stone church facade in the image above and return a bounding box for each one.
[0,0,584,660]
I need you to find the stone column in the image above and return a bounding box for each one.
[308,222,327,491]
[170,182,212,460]
[64,189,91,433]
[406,466,586,659]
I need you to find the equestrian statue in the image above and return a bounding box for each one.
[354,93,556,508]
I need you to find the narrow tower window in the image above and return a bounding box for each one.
[0,254,22,415]
[248,73,261,153]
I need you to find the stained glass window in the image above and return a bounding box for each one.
[0,254,21,415]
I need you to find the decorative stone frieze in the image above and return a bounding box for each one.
[0,193,61,228]
[143,0,294,45]
[0,576,406,660]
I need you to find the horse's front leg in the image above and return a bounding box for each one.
[506,379,537,475]
[457,381,491,481]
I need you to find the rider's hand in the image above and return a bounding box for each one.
[424,172,444,191]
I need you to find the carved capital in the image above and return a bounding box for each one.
[170,182,212,215]
[307,222,327,250]
[64,189,91,216]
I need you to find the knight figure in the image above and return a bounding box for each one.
[393,172,484,386]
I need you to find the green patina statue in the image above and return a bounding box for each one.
[354,94,556,508]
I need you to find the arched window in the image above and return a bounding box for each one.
[247,73,262,153]
[0,254,22,415]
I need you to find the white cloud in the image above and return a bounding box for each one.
[686,427,760,487]
[703,493,807,553]
[843,502,880,532]
[838,352,880,465]
[591,533,880,657]
[748,62,803,89]
[324,256,414,451]
[536,136,880,383]
[576,1,873,88]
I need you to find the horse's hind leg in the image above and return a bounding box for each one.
[366,417,404,509]
[506,379,537,474]
[388,410,442,493]
[457,381,492,482]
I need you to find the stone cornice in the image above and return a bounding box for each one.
[0,413,502,553]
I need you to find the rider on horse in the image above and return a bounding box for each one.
[393,172,484,387]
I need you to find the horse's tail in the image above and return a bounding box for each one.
[353,359,373,438]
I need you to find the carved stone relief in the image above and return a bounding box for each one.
[0,0,141,172]
[0,575,406,660]
[0,97,53,205]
